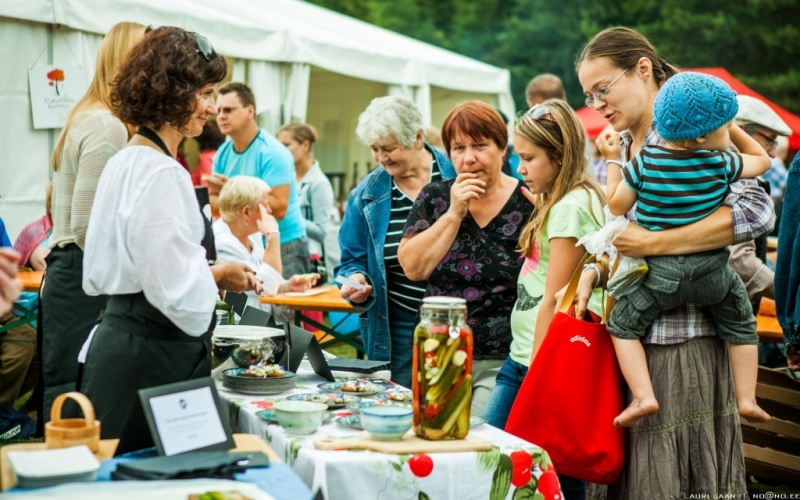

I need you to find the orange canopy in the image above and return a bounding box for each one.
[575,106,610,140]
[687,68,800,149]
[575,67,800,149]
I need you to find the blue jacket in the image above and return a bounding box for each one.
[334,145,456,361]
[775,151,800,352]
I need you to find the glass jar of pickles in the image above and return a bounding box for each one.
[412,297,473,440]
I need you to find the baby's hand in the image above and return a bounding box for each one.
[596,132,622,161]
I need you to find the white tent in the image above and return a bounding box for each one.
[0,0,514,239]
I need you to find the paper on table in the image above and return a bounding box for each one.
[8,445,99,478]
[0,478,276,500]
[286,288,328,297]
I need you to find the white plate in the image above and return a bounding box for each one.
[9,445,99,478]
[285,288,328,297]
[212,325,284,340]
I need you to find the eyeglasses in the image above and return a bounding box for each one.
[584,67,631,108]
[195,35,216,62]
[527,104,551,121]
[218,106,241,115]
[755,131,779,150]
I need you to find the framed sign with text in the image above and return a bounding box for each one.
[139,377,235,456]
[28,65,87,129]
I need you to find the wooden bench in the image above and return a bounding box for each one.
[741,366,800,486]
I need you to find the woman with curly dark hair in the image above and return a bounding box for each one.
[77,26,259,454]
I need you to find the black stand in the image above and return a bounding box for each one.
[280,325,334,381]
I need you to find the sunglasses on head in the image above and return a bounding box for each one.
[527,104,551,121]
[144,26,216,62]
[195,34,216,62]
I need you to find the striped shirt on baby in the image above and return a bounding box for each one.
[622,145,743,231]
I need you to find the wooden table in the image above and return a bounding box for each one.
[18,270,43,293]
[1,439,119,490]
[261,285,364,352]
[0,433,279,490]
[757,297,783,343]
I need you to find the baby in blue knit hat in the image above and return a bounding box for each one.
[604,72,772,428]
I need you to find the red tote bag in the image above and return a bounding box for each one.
[505,254,625,485]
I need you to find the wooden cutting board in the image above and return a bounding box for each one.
[314,430,493,454]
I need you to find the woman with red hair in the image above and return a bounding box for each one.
[398,100,534,415]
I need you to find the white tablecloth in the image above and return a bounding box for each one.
[219,369,562,500]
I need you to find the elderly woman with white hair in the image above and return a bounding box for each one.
[335,96,456,388]
[214,176,317,311]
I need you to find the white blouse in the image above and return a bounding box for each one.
[83,146,218,336]
[213,219,283,310]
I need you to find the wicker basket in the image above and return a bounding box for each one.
[45,392,101,452]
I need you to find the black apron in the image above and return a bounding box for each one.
[79,293,215,455]
[78,131,218,455]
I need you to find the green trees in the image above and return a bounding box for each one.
[307,0,800,114]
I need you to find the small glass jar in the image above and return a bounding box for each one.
[412,297,473,440]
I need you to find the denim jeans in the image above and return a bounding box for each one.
[388,306,416,388]
[482,356,528,428]
[483,356,586,500]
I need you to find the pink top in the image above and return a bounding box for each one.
[192,150,216,187]
[13,215,51,267]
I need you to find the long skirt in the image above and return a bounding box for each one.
[587,335,747,500]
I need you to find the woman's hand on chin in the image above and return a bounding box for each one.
[449,172,485,219]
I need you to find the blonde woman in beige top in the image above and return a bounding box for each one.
[39,22,146,428]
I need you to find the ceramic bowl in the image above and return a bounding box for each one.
[345,398,408,414]
[360,406,413,441]
[272,400,328,435]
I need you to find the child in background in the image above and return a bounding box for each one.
[601,72,772,427]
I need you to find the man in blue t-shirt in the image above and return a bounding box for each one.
[208,82,309,277]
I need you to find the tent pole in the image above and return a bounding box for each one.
[47,24,54,178]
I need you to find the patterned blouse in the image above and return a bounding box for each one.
[403,178,534,359]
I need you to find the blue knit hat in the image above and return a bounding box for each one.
[653,72,738,141]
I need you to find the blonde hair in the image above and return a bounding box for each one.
[219,176,271,222]
[516,99,606,257]
[278,122,318,149]
[52,22,146,171]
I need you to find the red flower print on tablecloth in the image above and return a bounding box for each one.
[252,400,274,410]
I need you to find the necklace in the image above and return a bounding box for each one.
[136,127,173,157]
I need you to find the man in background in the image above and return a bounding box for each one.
[208,82,309,277]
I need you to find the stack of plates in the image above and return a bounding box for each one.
[222,368,296,395]
[9,445,99,488]
[212,325,284,342]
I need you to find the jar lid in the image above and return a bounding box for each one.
[422,296,467,307]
